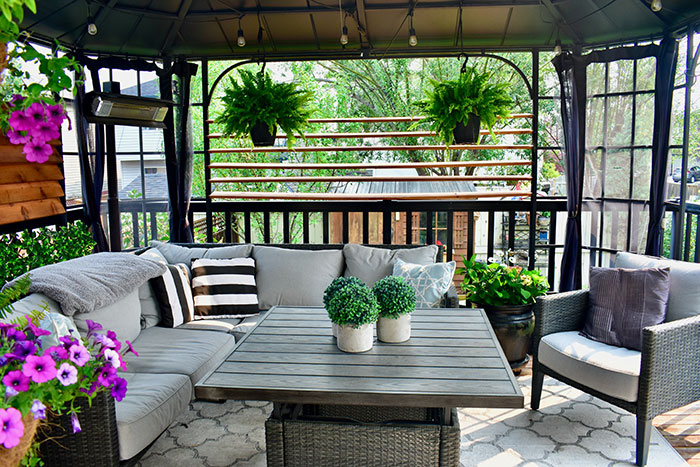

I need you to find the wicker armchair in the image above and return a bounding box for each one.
[531,289,700,467]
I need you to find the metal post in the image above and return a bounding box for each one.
[528,50,539,270]
[203,59,213,242]
[106,124,122,251]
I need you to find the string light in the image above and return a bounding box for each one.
[86,1,97,36]
[554,39,562,56]
[339,0,348,45]
[408,3,417,47]
[237,18,246,47]
[340,26,349,45]
[650,0,662,12]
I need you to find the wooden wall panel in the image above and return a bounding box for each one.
[0,137,65,226]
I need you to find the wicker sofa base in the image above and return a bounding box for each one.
[265,404,460,467]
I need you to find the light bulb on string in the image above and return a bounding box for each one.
[553,39,562,56]
[87,18,98,36]
[650,0,662,12]
[340,26,349,45]
[237,18,245,47]
[409,28,418,47]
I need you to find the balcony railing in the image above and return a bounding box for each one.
[666,200,700,262]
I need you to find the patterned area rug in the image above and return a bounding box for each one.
[136,376,687,467]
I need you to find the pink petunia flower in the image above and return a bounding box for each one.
[102,349,121,369]
[69,344,89,367]
[0,407,24,448]
[25,102,46,124]
[56,362,78,386]
[105,330,122,352]
[6,129,30,145]
[22,354,57,383]
[97,366,116,387]
[8,109,31,132]
[124,340,138,357]
[45,345,69,360]
[2,370,30,393]
[94,334,116,349]
[23,140,53,163]
[25,316,51,338]
[45,104,66,126]
[29,120,60,143]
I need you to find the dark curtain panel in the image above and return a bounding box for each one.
[554,53,587,292]
[645,37,678,256]
[160,62,198,243]
[75,79,108,252]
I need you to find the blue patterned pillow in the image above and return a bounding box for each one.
[393,259,456,308]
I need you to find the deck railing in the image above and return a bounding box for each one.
[666,200,700,262]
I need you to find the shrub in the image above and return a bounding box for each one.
[324,278,378,328]
[373,276,416,319]
[0,221,96,283]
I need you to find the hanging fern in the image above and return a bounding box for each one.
[0,274,31,320]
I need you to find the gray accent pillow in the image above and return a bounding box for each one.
[149,241,253,264]
[393,259,456,308]
[343,244,439,287]
[615,252,700,321]
[137,248,167,328]
[582,267,670,351]
[253,246,344,309]
[73,289,143,344]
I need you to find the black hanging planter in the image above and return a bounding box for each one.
[250,121,277,147]
[477,303,535,373]
[452,113,481,144]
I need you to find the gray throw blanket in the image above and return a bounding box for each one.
[5,253,167,316]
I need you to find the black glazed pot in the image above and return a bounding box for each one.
[452,113,481,144]
[476,303,535,371]
[250,121,277,147]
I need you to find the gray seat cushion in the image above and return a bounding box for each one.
[230,312,267,341]
[124,327,236,385]
[343,244,439,287]
[115,372,192,460]
[150,241,253,265]
[538,331,641,402]
[615,252,700,322]
[178,318,242,333]
[253,246,344,309]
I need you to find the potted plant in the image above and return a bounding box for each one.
[215,68,313,147]
[324,278,378,353]
[457,254,548,370]
[0,278,134,465]
[415,66,513,145]
[373,276,416,343]
[323,276,365,338]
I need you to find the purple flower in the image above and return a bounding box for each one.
[7,129,30,145]
[23,140,53,164]
[45,345,69,360]
[59,335,78,348]
[105,330,122,351]
[56,362,78,386]
[94,334,116,349]
[2,370,30,393]
[9,94,24,106]
[29,120,60,143]
[125,340,138,356]
[25,102,46,124]
[6,328,27,341]
[12,340,37,358]
[102,349,121,369]
[5,386,18,399]
[22,354,57,383]
[111,377,127,401]
[97,366,117,387]
[8,109,31,131]
[86,320,102,333]
[0,407,24,448]
[30,400,46,420]
[25,316,51,338]
[70,412,81,434]
[46,104,66,126]
[69,345,90,367]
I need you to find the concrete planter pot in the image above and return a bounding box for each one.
[332,322,339,338]
[336,323,374,353]
[377,314,411,343]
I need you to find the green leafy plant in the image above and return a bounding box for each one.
[215,69,313,147]
[0,221,96,283]
[0,0,35,41]
[372,276,416,319]
[324,277,378,328]
[456,254,548,307]
[414,66,513,145]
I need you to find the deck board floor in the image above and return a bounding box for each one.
[519,359,699,465]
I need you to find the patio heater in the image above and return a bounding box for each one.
[83,82,172,251]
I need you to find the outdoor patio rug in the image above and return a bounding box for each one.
[135,375,687,466]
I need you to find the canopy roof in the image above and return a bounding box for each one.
[23,1,700,60]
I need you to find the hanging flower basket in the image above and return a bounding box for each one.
[0,413,39,467]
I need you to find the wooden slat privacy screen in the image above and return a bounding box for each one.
[0,137,65,226]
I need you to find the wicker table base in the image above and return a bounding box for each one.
[265,404,460,467]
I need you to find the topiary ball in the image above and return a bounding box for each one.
[323,276,365,310]
[373,276,416,319]
[325,280,378,328]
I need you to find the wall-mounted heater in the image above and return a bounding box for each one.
[83,91,171,128]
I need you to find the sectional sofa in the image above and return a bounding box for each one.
[9,242,456,464]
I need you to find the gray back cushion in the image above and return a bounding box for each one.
[343,244,439,287]
[253,246,344,309]
[149,241,253,264]
[73,289,142,343]
[615,252,700,321]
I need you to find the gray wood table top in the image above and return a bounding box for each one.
[195,306,523,409]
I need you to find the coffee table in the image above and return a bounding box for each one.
[195,306,523,466]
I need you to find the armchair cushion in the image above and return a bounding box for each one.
[582,267,670,351]
[539,331,641,402]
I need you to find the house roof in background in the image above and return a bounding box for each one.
[119,173,169,200]
[23,1,700,60]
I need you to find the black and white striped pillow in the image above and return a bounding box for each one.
[150,263,195,327]
[191,257,259,318]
